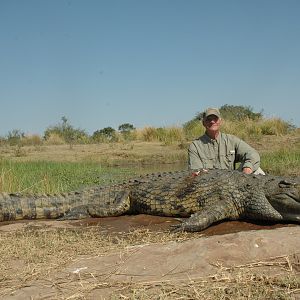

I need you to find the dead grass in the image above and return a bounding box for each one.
[1,225,299,299]
[0,226,196,298]
[111,270,300,300]
[0,142,187,166]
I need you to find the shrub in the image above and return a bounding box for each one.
[92,127,118,143]
[44,117,89,145]
[22,134,43,146]
[6,129,25,146]
[44,133,65,145]
[260,118,295,135]
[140,127,158,142]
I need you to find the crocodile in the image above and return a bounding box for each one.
[0,169,299,232]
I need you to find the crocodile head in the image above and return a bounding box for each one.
[265,177,300,222]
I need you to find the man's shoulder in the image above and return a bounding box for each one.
[192,133,210,143]
[220,132,241,142]
[189,134,209,149]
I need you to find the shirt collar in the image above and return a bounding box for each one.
[204,132,221,143]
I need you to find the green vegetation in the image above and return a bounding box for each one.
[118,123,136,141]
[44,116,89,146]
[219,104,263,121]
[92,126,117,142]
[261,148,300,176]
[0,145,299,194]
[0,160,135,193]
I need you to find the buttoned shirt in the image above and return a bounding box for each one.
[188,132,260,172]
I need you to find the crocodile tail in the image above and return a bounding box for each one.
[0,193,71,221]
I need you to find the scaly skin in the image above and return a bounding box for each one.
[0,169,299,232]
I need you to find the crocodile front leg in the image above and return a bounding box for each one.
[171,200,240,232]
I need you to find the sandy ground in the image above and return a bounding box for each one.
[1,216,299,299]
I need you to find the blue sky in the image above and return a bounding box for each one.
[0,0,299,136]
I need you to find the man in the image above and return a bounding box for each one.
[188,108,265,175]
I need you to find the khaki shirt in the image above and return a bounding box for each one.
[188,132,260,172]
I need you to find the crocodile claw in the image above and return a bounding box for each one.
[170,223,186,233]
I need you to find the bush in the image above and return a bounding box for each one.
[6,129,25,146]
[260,118,295,135]
[92,127,118,143]
[44,133,65,145]
[44,117,89,145]
[22,134,43,146]
[140,127,157,142]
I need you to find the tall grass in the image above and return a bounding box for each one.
[0,160,135,193]
[221,117,294,141]
[182,120,205,141]
[137,126,186,144]
[136,118,296,145]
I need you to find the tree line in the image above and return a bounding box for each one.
[0,105,296,147]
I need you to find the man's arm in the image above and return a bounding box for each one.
[188,142,204,170]
[235,139,261,173]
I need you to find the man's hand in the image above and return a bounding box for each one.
[242,167,253,174]
[191,169,208,177]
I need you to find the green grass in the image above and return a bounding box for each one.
[0,160,135,193]
[0,146,299,194]
[261,148,300,175]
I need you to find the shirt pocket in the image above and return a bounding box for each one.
[226,150,236,163]
[223,150,236,169]
[199,153,215,169]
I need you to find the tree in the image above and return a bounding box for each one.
[118,123,135,133]
[195,104,263,121]
[118,123,135,141]
[219,104,263,121]
[92,127,117,142]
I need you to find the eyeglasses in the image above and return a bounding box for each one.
[204,115,219,122]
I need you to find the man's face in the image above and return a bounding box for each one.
[203,115,221,131]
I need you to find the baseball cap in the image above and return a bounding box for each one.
[203,108,221,119]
